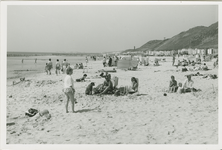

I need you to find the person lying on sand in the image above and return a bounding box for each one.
[76,74,87,82]
[168,75,178,93]
[99,74,113,95]
[85,82,95,95]
[63,67,76,113]
[127,77,138,94]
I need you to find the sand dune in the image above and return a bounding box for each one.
[6,58,218,144]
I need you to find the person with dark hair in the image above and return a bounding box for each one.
[128,77,138,94]
[108,56,112,67]
[55,59,61,75]
[76,74,87,82]
[103,57,106,67]
[61,59,68,74]
[168,75,178,93]
[100,74,113,95]
[85,82,95,95]
[47,58,53,75]
[182,75,194,93]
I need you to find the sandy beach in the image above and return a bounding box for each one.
[6,58,218,144]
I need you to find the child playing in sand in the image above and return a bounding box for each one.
[168,75,178,93]
[63,67,76,113]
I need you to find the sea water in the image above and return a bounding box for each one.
[7,55,87,79]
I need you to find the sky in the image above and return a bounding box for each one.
[7,5,218,53]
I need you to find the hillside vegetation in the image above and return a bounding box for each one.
[122,22,218,53]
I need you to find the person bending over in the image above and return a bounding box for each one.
[100,74,113,95]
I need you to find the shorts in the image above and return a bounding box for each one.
[63,87,74,94]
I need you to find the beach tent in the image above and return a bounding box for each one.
[117,56,139,70]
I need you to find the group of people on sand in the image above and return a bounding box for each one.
[45,58,89,76]
[62,66,138,113]
[102,56,119,67]
[168,75,199,94]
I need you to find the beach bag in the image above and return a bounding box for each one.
[25,108,38,117]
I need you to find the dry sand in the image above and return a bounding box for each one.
[6,57,218,144]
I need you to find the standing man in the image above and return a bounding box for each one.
[108,56,112,67]
[172,54,175,66]
[47,58,53,75]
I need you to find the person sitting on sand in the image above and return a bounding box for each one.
[168,75,178,93]
[177,82,183,94]
[76,74,87,82]
[154,59,159,66]
[99,74,113,95]
[128,77,138,94]
[47,58,53,75]
[55,59,61,75]
[63,67,76,113]
[182,75,195,93]
[201,63,208,70]
[79,63,83,69]
[85,82,95,95]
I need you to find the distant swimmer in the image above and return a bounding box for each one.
[22,59,24,63]
[35,58,37,63]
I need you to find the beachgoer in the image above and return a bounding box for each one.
[128,77,138,94]
[168,75,178,93]
[35,58,37,63]
[182,75,194,93]
[108,56,112,67]
[63,67,76,113]
[103,57,106,67]
[22,59,24,63]
[99,74,113,95]
[201,63,208,70]
[76,74,87,82]
[62,59,67,74]
[85,57,88,66]
[177,83,183,94]
[172,55,175,66]
[55,59,61,75]
[45,63,49,75]
[47,59,53,75]
[174,59,179,68]
[85,82,95,95]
